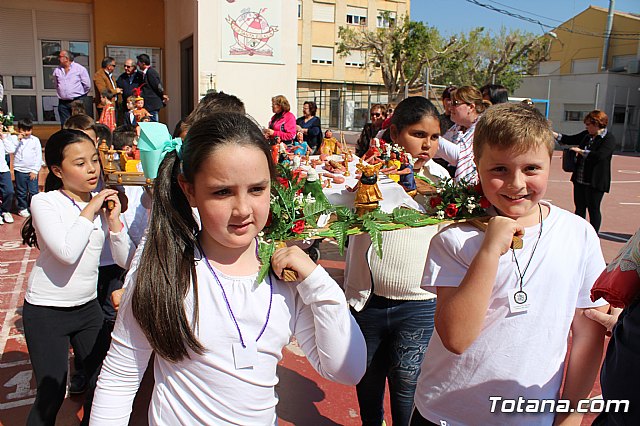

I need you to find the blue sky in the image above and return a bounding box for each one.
[410,0,640,36]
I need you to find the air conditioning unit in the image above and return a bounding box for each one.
[627,60,640,74]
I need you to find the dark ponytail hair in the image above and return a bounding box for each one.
[132,112,274,362]
[391,96,440,132]
[21,129,95,247]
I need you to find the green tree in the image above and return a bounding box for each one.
[433,27,550,93]
[336,15,550,99]
[336,13,460,102]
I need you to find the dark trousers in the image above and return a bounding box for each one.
[58,95,91,127]
[14,171,38,211]
[148,110,159,122]
[352,295,436,426]
[23,299,104,426]
[573,182,605,232]
[0,171,14,213]
[409,408,439,426]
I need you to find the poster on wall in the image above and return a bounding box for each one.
[220,0,282,64]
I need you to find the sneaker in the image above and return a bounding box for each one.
[0,216,3,225]
[69,371,87,395]
[2,212,14,223]
[18,209,30,218]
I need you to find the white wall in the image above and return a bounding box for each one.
[196,0,298,127]
[515,73,640,150]
[164,0,197,130]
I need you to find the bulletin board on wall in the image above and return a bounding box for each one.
[105,45,162,78]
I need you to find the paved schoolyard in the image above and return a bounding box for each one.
[0,151,637,425]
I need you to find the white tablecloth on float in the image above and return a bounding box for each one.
[313,156,425,214]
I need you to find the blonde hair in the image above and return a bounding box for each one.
[271,95,290,113]
[451,86,491,114]
[474,103,554,160]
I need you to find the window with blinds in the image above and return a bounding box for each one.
[312,2,335,23]
[345,51,365,67]
[311,46,333,65]
[346,6,367,25]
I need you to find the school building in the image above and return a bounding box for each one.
[0,0,408,140]
[515,5,640,151]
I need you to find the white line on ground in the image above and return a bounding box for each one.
[0,360,30,369]
[620,202,640,206]
[599,232,630,243]
[0,397,35,410]
[0,246,31,356]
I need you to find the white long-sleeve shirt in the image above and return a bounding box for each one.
[436,121,478,185]
[0,138,12,173]
[91,257,366,425]
[4,134,43,174]
[26,190,135,307]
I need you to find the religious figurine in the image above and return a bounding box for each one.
[362,138,383,165]
[292,131,309,156]
[347,161,383,216]
[379,149,401,182]
[396,153,418,197]
[319,129,342,156]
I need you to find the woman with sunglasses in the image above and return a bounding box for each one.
[435,86,491,185]
[356,104,386,158]
[555,110,616,232]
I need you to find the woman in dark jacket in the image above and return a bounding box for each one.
[556,110,616,232]
[296,101,322,154]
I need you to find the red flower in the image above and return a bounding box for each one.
[429,195,443,209]
[276,177,289,188]
[479,196,491,209]
[474,182,484,196]
[291,220,305,234]
[292,169,304,183]
[445,203,459,218]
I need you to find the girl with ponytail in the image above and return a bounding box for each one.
[91,112,366,425]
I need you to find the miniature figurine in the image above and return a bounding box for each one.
[292,131,309,156]
[132,87,151,123]
[319,129,342,156]
[396,153,417,197]
[347,161,383,215]
[379,149,401,182]
[362,138,383,165]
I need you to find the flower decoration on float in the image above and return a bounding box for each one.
[427,179,491,220]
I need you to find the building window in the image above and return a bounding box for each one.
[564,110,588,122]
[11,95,37,121]
[346,6,367,25]
[298,45,302,64]
[298,1,302,19]
[376,11,396,28]
[571,58,598,74]
[613,105,634,124]
[345,50,365,67]
[311,46,333,65]
[42,96,59,122]
[312,2,335,23]
[611,55,635,70]
[12,76,33,90]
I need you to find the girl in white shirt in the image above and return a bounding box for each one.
[21,129,133,426]
[91,112,366,425]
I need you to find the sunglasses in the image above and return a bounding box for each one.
[124,65,135,68]
[451,100,468,106]
[371,113,382,118]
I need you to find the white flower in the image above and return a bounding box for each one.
[436,210,445,220]
[316,213,331,229]
[305,193,316,204]
[467,196,475,202]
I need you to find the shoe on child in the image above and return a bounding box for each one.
[2,212,14,223]
[18,209,30,218]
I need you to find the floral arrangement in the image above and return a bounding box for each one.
[427,179,491,219]
[0,112,14,129]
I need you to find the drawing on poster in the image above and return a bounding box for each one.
[225,8,279,57]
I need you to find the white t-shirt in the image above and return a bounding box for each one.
[91,260,366,425]
[26,191,134,307]
[414,202,607,426]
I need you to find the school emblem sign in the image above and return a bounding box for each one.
[221,2,282,64]
[226,9,278,56]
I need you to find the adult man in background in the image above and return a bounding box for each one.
[136,54,168,122]
[53,50,91,127]
[93,57,122,119]
[116,58,144,125]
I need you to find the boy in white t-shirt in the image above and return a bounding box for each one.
[411,103,609,426]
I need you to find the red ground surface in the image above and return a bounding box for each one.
[0,150,637,425]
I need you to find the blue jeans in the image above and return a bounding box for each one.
[0,171,14,213]
[148,110,159,122]
[352,295,436,426]
[14,171,38,210]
